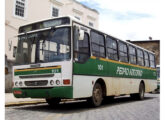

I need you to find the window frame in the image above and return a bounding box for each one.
[91,30,106,58]
[51,5,59,17]
[89,22,94,27]
[137,48,144,66]
[144,51,150,67]
[129,45,137,65]
[118,41,129,63]
[106,36,118,61]
[13,0,27,19]
[149,53,156,68]
[73,26,90,63]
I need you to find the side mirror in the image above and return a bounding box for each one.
[79,29,84,40]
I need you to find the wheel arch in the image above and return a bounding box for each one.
[140,80,145,92]
[95,78,107,97]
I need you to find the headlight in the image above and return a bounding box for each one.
[50,80,54,85]
[15,81,18,86]
[19,81,23,86]
[56,80,60,85]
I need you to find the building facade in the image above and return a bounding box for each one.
[5,0,99,60]
[127,40,160,65]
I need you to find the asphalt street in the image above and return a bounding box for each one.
[5,93,159,120]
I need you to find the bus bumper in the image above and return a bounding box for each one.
[12,86,73,99]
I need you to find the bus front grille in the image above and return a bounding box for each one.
[25,80,48,86]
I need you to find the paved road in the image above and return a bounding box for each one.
[5,93,159,120]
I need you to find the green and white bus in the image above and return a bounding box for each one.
[13,16,157,107]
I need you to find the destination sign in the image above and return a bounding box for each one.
[19,17,70,33]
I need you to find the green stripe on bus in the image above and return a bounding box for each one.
[73,58,157,80]
[13,86,73,99]
[14,68,61,76]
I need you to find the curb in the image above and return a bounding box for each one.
[5,100,46,107]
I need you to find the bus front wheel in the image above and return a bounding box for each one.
[46,98,61,106]
[87,83,103,107]
[130,82,145,100]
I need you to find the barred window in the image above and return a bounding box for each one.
[119,42,128,62]
[15,0,26,17]
[149,54,156,68]
[137,49,144,66]
[52,7,59,17]
[129,46,136,64]
[89,22,94,27]
[106,37,118,60]
[91,31,105,58]
[144,51,149,67]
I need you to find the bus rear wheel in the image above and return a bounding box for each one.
[88,83,103,107]
[46,98,61,106]
[131,83,145,100]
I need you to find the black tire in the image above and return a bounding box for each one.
[130,83,145,100]
[46,98,61,106]
[87,83,103,107]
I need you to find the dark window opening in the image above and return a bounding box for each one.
[13,46,17,57]
[52,7,59,17]
[119,42,128,62]
[137,49,144,66]
[91,31,105,58]
[89,22,94,27]
[106,37,118,60]
[15,0,25,17]
[129,45,136,64]
[144,51,149,67]
[73,26,90,63]
[149,53,156,68]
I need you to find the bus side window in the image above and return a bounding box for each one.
[144,51,149,67]
[91,31,105,58]
[129,45,137,64]
[137,49,144,66]
[106,36,118,60]
[74,32,90,63]
[118,42,128,62]
[149,53,156,68]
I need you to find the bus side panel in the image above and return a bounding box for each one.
[72,76,131,98]
[144,79,157,92]
[72,75,96,98]
[104,77,140,96]
[73,75,139,98]
[72,75,157,99]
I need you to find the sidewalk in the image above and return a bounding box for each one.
[5,93,46,107]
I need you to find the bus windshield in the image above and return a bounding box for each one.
[15,27,71,65]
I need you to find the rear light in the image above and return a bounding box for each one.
[13,90,22,94]
[63,79,70,85]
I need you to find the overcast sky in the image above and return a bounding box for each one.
[77,0,164,41]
